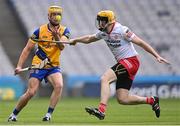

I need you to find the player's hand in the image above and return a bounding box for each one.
[57,43,65,50]
[156,56,170,65]
[69,39,77,45]
[14,67,22,75]
[51,27,60,39]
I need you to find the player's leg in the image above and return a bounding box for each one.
[99,68,117,111]
[116,88,146,105]
[42,70,63,121]
[116,88,160,117]
[114,64,147,105]
[48,72,63,108]
[115,63,160,117]
[85,68,117,120]
[8,77,40,121]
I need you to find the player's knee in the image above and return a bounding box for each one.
[53,83,63,91]
[26,90,36,98]
[117,96,129,105]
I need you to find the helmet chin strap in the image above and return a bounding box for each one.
[99,27,107,32]
[99,22,113,32]
[49,20,60,27]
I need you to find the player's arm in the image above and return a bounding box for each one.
[15,28,39,74]
[58,27,71,50]
[70,34,100,45]
[130,34,170,64]
[15,39,36,74]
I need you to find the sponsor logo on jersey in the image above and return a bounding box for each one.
[106,40,121,47]
[42,35,48,39]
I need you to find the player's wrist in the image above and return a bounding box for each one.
[16,65,22,69]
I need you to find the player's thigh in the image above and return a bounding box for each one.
[112,62,133,90]
[116,88,129,99]
[27,77,40,92]
[101,68,117,84]
[47,72,63,88]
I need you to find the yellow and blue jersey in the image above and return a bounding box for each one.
[30,24,70,68]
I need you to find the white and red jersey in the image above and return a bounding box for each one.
[95,22,138,62]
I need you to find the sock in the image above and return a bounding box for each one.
[13,108,20,116]
[98,103,107,113]
[47,107,54,114]
[146,97,154,105]
[45,113,51,118]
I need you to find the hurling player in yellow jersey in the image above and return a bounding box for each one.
[8,6,70,122]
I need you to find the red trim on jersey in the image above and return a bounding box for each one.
[107,22,115,34]
[118,56,140,80]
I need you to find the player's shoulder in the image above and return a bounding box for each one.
[114,22,129,34]
[59,25,71,38]
[40,23,48,28]
[33,24,47,32]
[59,24,68,29]
[59,24,70,32]
[60,24,66,28]
[96,31,107,36]
[37,23,48,32]
[32,24,47,37]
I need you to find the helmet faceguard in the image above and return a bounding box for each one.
[96,16,108,31]
[48,6,62,26]
[96,10,116,32]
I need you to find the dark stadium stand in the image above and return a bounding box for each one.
[0,0,27,67]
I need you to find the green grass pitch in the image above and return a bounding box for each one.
[0,98,179,125]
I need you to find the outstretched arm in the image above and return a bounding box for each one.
[70,34,100,45]
[129,34,170,64]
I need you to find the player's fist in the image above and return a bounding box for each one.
[69,39,77,45]
[57,43,65,50]
[14,67,22,75]
[51,27,60,39]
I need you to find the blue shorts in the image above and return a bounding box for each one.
[29,67,61,82]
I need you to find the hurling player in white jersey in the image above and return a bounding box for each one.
[70,10,170,120]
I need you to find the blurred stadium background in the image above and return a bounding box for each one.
[0,0,180,103]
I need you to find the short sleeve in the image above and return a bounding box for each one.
[30,28,40,43]
[122,26,135,41]
[63,28,71,39]
[31,28,39,43]
[95,32,103,39]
